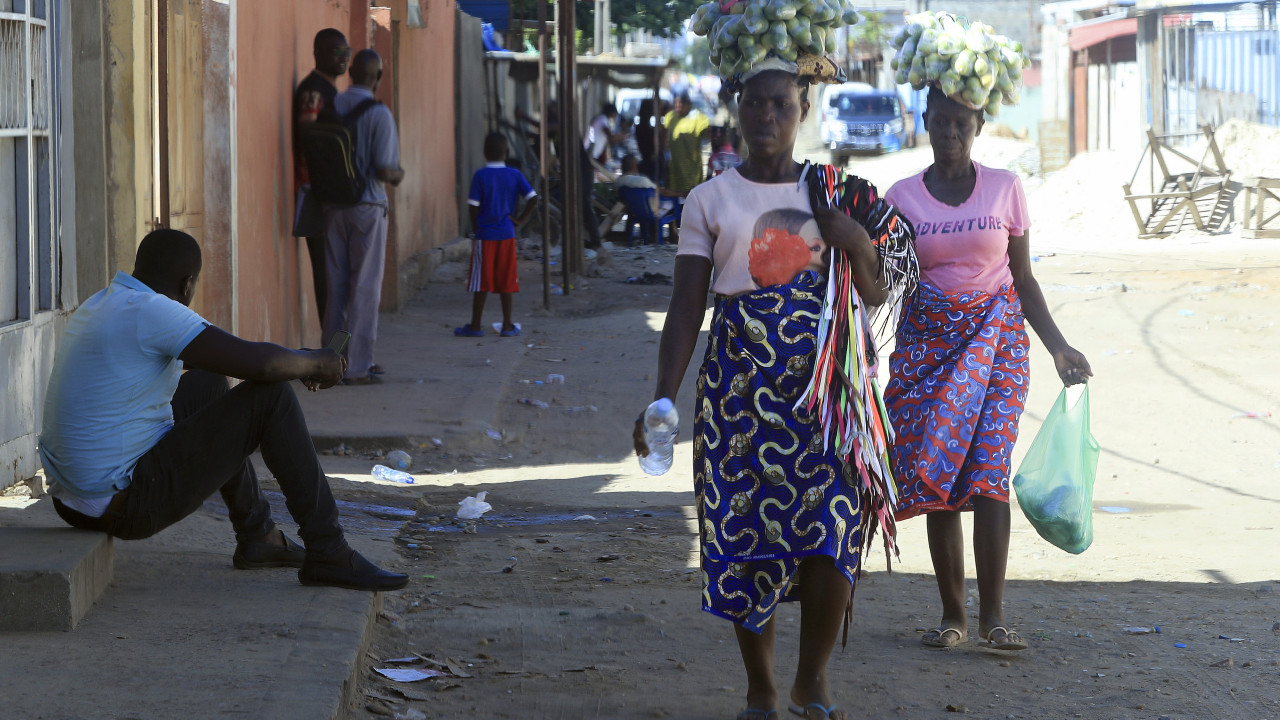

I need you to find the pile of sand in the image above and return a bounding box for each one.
[1215,118,1280,182]
[1028,148,1136,248]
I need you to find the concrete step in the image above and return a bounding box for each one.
[0,527,113,631]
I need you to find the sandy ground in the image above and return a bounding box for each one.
[297,118,1280,719]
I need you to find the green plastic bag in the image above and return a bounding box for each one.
[1012,385,1099,554]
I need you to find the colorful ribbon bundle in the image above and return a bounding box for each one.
[795,163,918,564]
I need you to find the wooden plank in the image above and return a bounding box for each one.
[1204,124,1229,175]
[1123,182,1150,235]
[1148,128,1172,182]
[1177,177,1205,230]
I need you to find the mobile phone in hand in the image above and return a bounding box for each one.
[327,330,351,354]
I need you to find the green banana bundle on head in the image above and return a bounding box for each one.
[889,11,1030,118]
[690,0,860,88]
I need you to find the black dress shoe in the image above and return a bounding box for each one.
[233,530,306,569]
[298,549,409,591]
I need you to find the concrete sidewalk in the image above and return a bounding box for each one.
[0,280,491,719]
[0,241,650,719]
[0,496,386,719]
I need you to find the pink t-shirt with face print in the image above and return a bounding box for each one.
[677,168,827,297]
[885,162,1030,296]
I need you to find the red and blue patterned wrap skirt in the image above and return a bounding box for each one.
[693,271,867,633]
[884,281,1029,521]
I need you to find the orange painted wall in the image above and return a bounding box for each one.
[233,0,357,346]
[232,0,456,342]
[379,0,460,310]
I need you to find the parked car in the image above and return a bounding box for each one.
[819,83,910,165]
[615,88,673,130]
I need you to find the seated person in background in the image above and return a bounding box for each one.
[707,125,743,180]
[38,229,408,593]
[615,154,661,216]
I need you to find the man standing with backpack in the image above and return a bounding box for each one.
[318,49,403,385]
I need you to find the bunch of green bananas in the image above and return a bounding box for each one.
[690,0,861,78]
[889,11,1030,117]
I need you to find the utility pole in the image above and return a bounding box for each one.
[558,0,580,292]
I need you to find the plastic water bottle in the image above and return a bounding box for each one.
[386,450,412,471]
[638,398,679,476]
[372,464,415,484]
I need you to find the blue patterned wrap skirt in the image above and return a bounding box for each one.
[693,271,866,634]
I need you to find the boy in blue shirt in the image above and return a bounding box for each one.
[455,133,540,338]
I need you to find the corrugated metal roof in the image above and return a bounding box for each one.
[1136,0,1267,12]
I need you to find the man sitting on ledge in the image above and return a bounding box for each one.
[38,228,407,592]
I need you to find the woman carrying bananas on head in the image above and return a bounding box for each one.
[884,12,1092,653]
[633,3,918,718]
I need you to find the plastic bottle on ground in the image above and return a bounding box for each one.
[638,398,679,476]
[372,464,415,484]
[386,450,412,471]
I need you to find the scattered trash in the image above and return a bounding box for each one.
[457,492,492,519]
[387,450,412,471]
[1231,410,1272,419]
[1124,627,1160,634]
[1100,506,1131,513]
[626,272,673,285]
[1217,635,1245,642]
[518,398,550,408]
[396,709,428,720]
[567,405,599,413]
[383,657,419,664]
[572,514,597,521]
[406,543,419,550]
[372,464,415,485]
[431,438,443,446]
[547,373,565,384]
[1176,310,1195,317]
[375,668,447,682]
[597,554,621,562]
[1174,643,1187,648]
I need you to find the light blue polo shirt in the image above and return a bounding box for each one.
[333,84,399,207]
[38,272,210,501]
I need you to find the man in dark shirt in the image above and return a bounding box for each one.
[293,28,351,324]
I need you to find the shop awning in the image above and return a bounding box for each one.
[1069,16,1138,49]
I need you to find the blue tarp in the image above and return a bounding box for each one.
[458,0,510,31]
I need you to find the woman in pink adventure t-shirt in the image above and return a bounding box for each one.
[883,86,1093,652]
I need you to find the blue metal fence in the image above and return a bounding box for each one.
[1195,27,1280,128]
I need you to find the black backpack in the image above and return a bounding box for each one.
[298,98,381,206]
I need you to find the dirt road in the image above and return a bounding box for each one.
[305,131,1280,719]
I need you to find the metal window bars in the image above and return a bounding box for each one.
[0,9,48,135]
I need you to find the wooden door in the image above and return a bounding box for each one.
[156,0,206,312]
